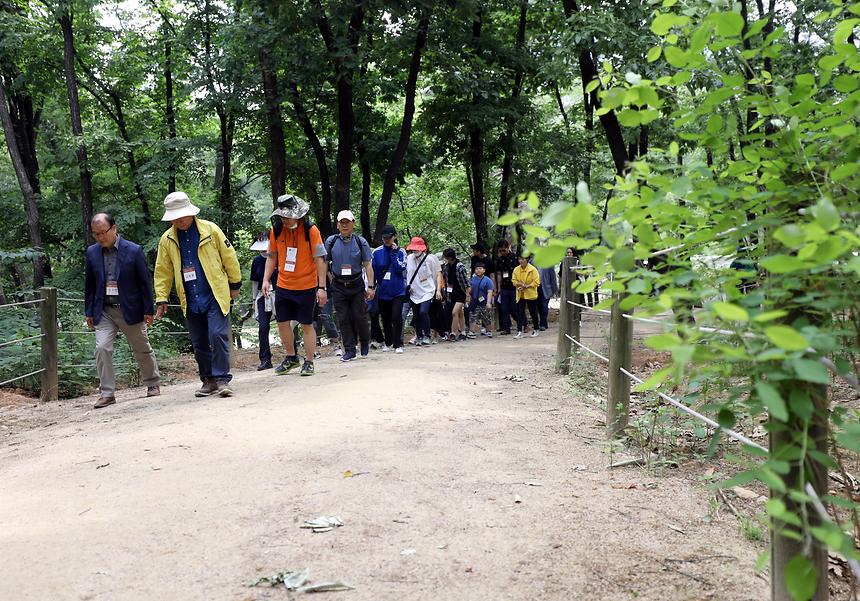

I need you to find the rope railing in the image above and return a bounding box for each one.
[0,368,46,387]
[0,334,44,348]
[0,298,44,309]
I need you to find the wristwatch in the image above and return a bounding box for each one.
[368,285,376,290]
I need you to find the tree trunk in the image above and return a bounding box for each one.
[497,0,527,230]
[59,3,95,245]
[0,79,46,287]
[469,125,487,245]
[164,30,177,194]
[217,108,235,236]
[582,79,594,186]
[358,141,372,240]
[8,90,41,194]
[260,52,286,204]
[287,80,333,236]
[374,10,431,241]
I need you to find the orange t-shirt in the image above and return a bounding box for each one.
[269,223,325,291]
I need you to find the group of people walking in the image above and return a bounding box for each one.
[83,192,560,408]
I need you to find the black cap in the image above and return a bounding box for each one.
[470,242,488,254]
[381,224,397,238]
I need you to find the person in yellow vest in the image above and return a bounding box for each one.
[511,255,540,339]
[153,192,242,397]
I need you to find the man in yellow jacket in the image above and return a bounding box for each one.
[511,255,541,339]
[154,192,242,397]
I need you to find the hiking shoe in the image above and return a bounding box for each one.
[514,331,524,339]
[275,356,301,375]
[360,342,369,357]
[195,378,218,397]
[146,386,161,397]
[382,344,390,352]
[420,337,431,346]
[486,331,493,338]
[257,362,273,371]
[94,396,116,409]
[395,347,403,354]
[335,346,343,356]
[447,333,456,342]
[499,330,511,336]
[342,349,357,362]
[369,341,380,350]
[300,360,314,376]
[531,330,539,337]
[458,333,468,341]
[466,332,477,339]
[217,381,233,397]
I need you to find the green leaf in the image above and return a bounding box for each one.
[792,358,830,384]
[760,255,808,274]
[753,310,788,322]
[611,247,635,271]
[496,213,519,226]
[634,366,673,391]
[531,245,567,268]
[831,162,858,181]
[774,225,806,249]
[765,326,810,351]
[756,381,788,421]
[811,197,840,231]
[710,11,744,36]
[617,109,642,127]
[833,74,859,92]
[834,18,860,44]
[646,46,663,62]
[663,45,689,67]
[645,333,682,351]
[651,13,690,35]
[784,554,817,601]
[712,301,749,322]
[706,114,723,134]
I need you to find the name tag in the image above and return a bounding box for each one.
[446,286,452,293]
[106,280,119,296]
[383,272,392,281]
[286,247,298,261]
[478,296,485,303]
[284,262,296,272]
[341,265,353,276]
[182,267,197,282]
[503,271,510,278]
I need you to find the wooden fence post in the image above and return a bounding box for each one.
[555,256,574,374]
[606,293,632,439]
[39,287,58,402]
[770,380,829,601]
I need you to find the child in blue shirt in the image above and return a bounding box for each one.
[469,262,495,338]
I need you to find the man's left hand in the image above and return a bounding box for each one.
[230,289,240,299]
[366,288,376,301]
[316,288,328,306]
[144,315,154,326]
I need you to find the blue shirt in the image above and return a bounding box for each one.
[469,275,495,308]
[326,234,371,278]
[178,221,216,314]
[371,245,407,300]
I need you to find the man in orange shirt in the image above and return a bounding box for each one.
[261,194,328,376]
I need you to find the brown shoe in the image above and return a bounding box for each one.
[217,381,233,397]
[94,396,116,409]
[146,386,161,397]
[195,378,218,397]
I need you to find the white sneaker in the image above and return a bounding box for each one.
[382,345,390,352]
[531,330,538,337]
[480,327,486,335]
[514,331,524,339]
[408,336,417,345]
[370,341,380,350]
[335,346,343,356]
[395,347,403,354]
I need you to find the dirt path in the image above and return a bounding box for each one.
[0,327,766,600]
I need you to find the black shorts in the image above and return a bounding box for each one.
[275,287,316,325]
[449,290,467,304]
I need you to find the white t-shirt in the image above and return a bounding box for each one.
[406,252,441,304]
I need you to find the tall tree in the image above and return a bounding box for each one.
[58,0,95,245]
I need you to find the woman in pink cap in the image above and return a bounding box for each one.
[405,236,443,346]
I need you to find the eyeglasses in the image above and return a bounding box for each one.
[92,224,115,236]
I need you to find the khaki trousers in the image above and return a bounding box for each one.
[94,305,160,397]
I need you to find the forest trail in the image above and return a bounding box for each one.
[0,327,766,601]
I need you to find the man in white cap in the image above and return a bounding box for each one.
[261,193,328,376]
[324,209,374,361]
[153,191,242,397]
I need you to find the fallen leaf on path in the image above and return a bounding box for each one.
[297,581,354,593]
[667,524,687,535]
[572,465,588,472]
[465,567,473,573]
[732,486,759,500]
[523,481,544,487]
[96,462,110,469]
[610,482,637,489]
[300,516,344,533]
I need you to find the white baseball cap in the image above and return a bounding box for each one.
[336,209,356,222]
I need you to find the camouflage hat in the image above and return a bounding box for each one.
[271,194,309,219]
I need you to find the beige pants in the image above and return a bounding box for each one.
[95,305,160,397]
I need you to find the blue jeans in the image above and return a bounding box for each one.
[315,296,340,340]
[256,296,272,365]
[538,291,550,329]
[413,299,432,339]
[498,289,517,332]
[186,298,232,382]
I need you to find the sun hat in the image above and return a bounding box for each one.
[271,194,309,219]
[406,236,427,252]
[250,232,269,251]
[161,191,200,221]
[337,209,356,222]
[381,224,397,239]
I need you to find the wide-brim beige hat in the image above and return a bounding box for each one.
[161,191,200,221]
[271,194,309,220]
